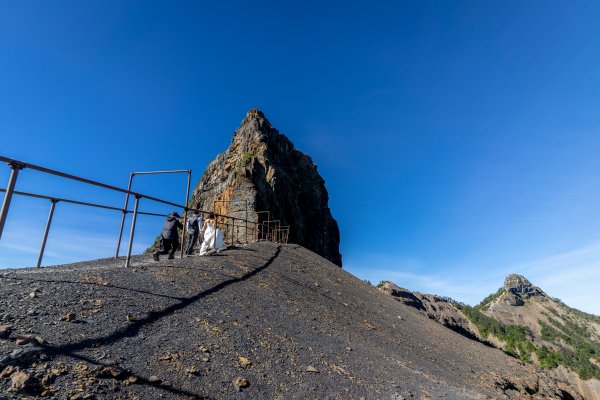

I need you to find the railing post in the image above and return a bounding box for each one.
[245,201,248,244]
[213,215,218,250]
[125,194,141,268]
[180,170,191,258]
[0,162,24,240]
[231,218,235,246]
[115,172,134,258]
[36,199,57,268]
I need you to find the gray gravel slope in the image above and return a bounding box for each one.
[0,243,571,399]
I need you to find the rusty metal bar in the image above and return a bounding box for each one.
[36,199,57,268]
[255,211,270,241]
[0,161,24,240]
[125,195,141,267]
[263,220,280,242]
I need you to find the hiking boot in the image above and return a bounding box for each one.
[168,254,174,260]
[153,252,159,261]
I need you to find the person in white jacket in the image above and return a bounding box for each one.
[199,213,226,255]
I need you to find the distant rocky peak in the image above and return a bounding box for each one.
[501,274,546,306]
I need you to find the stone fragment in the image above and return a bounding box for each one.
[126,314,137,322]
[15,335,44,346]
[0,365,17,378]
[149,375,162,384]
[41,373,56,386]
[97,366,128,380]
[186,366,199,375]
[364,321,377,330]
[239,356,252,367]
[60,313,77,322]
[40,388,57,397]
[11,370,41,394]
[306,365,319,373]
[73,362,89,375]
[124,376,138,385]
[234,377,249,388]
[0,324,12,339]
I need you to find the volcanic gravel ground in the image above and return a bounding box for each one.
[0,243,571,399]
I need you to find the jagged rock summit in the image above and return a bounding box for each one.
[191,109,342,266]
[502,274,546,306]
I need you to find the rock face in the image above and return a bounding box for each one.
[378,282,481,341]
[502,274,545,306]
[191,109,342,266]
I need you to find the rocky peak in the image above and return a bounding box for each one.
[233,109,276,144]
[501,274,546,306]
[191,109,342,266]
[503,274,545,297]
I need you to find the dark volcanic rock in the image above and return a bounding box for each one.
[191,109,342,266]
[502,274,545,306]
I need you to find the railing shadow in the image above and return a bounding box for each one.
[4,246,281,398]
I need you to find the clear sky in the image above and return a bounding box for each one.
[1,1,600,314]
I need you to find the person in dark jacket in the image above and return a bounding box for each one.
[185,211,201,255]
[153,212,183,261]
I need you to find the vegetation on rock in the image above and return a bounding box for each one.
[455,303,535,361]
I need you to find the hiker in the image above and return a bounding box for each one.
[199,213,226,255]
[185,211,201,255]
[153,211,183,261]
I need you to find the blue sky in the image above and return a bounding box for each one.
[1,1,600,314]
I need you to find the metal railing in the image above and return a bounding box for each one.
[0,156,290,269]
[0,188,168,268]
[115,169,192,260]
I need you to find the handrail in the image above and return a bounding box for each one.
[0,155,290,269]
[0,156,184,209]
[0,189,167,217]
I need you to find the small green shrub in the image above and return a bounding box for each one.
[242,152,254,165]
[476,288,504,311]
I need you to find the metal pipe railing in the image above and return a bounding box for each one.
[0,155,290,267]
[0,156,183,209]
[0,161,24,240]
[0,188,169,268]
[0,189,167,217]
[36,199,57,269]
[125,195,141,267]
[114,169,192,259]
[115,173,134,258]
[181,171,192,259]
